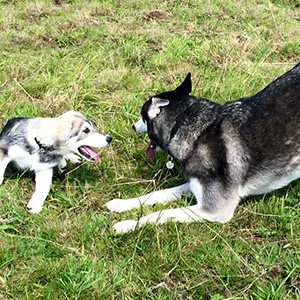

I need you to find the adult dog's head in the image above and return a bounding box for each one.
[40,110,112,163]
[132,74,193,159]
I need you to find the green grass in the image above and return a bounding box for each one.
[0,0,299,299]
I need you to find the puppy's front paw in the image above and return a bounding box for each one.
[105,199,139,213]
[58,167,68,177]
[58,158,67,174]
[27,199,43,214]
[65,153,82,164]
[113,220,138,233]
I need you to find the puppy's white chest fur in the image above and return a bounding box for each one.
[7,145,56,171]
[15,154,57,171]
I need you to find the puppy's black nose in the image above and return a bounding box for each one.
[132,124,136,132]
[106,136,112,143]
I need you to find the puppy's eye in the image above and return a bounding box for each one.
[83,128,90,134]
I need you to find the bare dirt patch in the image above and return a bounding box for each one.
[41,34,58,46]
[267,264,285,279]
[293,274,300,290]
[11,34,36,46]
[23,3,58,21]
[91,6,113,17]
[143,10,171,21]
[56,15,100,34]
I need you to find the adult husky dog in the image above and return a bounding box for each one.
[106,63,300,233]
[0,110,112,214]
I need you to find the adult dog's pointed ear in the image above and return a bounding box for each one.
[148,97,170,119]
[176,73,192,95]
[152,97,170,108]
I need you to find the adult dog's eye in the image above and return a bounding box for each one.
[83,128,90,134]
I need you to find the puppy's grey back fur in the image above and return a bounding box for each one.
[0,118,32,154]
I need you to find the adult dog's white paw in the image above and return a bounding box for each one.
[27,199,43,214]
[113,220,138,233]
[105,199,139,213]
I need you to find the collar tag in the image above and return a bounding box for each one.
[166,156,174,169]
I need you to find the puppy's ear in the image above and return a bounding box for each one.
[54,120,74,145]
[54,114,83,145]
[176,73,192,95]
[148,97,170,119]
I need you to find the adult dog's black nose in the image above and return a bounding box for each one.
[106,136,112,143]
[132,124,136,132]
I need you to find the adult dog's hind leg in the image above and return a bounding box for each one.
[27,168,53,214]
[105,183,191,213]
[0,151,11,185]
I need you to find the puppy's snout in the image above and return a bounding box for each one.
[106,136,112,144]
[132,124,136,132]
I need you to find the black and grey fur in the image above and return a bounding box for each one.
[106,62,300,233]
[0,110,112,214]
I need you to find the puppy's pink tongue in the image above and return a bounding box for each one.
[90,153,100,163]
[81,146,100,163]
[146,140,156,160]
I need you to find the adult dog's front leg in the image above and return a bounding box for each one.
[105,183,191,213]
[113,201,238,234]
[112,178,240,233]
[113,205,203,233]
[27,168,53,214]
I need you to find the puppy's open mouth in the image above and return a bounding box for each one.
[146,140,157,159]
[78,146,100,163]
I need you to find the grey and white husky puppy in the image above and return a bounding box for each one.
[106,63,300,233]
[0,110,112,213]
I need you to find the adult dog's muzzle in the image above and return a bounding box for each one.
[133,118,147,134]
